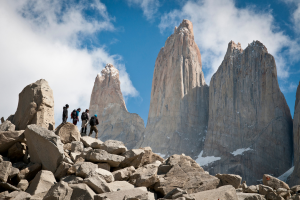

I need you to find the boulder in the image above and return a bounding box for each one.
[163,188,188,199]
[7,142,26,160]
[236,193,265,200]
[54,161,72,180]
[95,168,114,183]
[2,191,31,200]
[24,124,64,173]
[216,174,242,189]
[100,140,127,155]
[0,161,12,182]
[291,185,300,194]
[75,162,98,178]
[71,141,84,152]
[183,185,238,200]
[83,173,111,194]
[61,175,83,184]
[55,122,81,144]
[63,143,72,151]
[86,149,125,167]
[129,162,160,187]
[0,130,24,153]
[112,166,136,181]
[98,163,111,171]
[107,181,134,192]
[154,154,219,196]
[263,174,290,190]
[81,136,103,148]
[12,79,55,130]
[94,187,155,200]
[120,148,164,168]
[244,185,258,193]
[259,184,274,196]
[0,120,15,131]
[17,179,29,191]
[17,163,42,182]
[26,170,56,195]
[8,166,20,179]
[69,183,96,200]
[43,181,73,200]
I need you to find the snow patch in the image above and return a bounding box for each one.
[196,151,221,166]
[231,147,252,156]
[278,166,294,182]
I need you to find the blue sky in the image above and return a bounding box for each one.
[0,0,299,126]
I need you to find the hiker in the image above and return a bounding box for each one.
[71,108,81,125]
[89,114,99,139]
[81,109,89,134]
[62,104,69,123]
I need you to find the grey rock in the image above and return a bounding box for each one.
[17,163,42,182]
[98,163,111,171]
[0,130,24,153]
[55,122,81,144]
[263,174,289,190]
[95,168,114,183]
[185,185,238,200]
[17,179,29,191]
[54,161,72,180]
[0,120,15,131]
[112,166,136,181]
[75,162,98,178]
[0,161,12,182]
[129,162,160,187]
[43,181,73,200]
[216,174,242,189]
[94,187,155,200]
[100,140,127,155]
[83,172,111,194]
[80,136,103,148]
[61,175,83,184]
[107,181,134,192]
[25,170,56,195]
[237,193,266,200]
[86,149,125,167]
[69,183,96,200]
[2,191,31,200]
[71,141,84,153]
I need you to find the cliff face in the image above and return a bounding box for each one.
[202,41,293,184]
[289,82,300,185]
[142,19,209,158]
[89,64,145,149]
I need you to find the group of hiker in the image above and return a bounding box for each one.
[62,104,99,138]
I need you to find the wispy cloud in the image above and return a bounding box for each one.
[126,0,160,20]
[159,0,300,84]
[0,0,138,124]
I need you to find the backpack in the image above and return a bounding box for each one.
[90,116,96,126]
[71,110,77,119]
[81,112,88,120]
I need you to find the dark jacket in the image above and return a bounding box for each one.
[63,107,68,118]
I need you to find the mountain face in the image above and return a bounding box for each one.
[141,19,209,158]
[289,82,300,185]
[89,64,145,149]
[202,41,293,184]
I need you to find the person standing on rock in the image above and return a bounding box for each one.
[81,109,89,134]
[62,104,69,123]
[71,108,81,125]
[89,114,99,138]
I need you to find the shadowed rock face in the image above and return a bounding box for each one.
[89,64,145,149]
[202,41,293,185]
[289,82,300,186]
[141,19,209,158]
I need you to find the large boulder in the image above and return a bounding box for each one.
[0,130,24,153]
[112,166,136,181]
[86,149,125,167]
[94,187,155,200]
[216,174,242,189]
[0,120,15,131]
[80,136,103,148]
[83,172,111,194]
[100,140,127,155]
[75,162,98,178]
[69,183,96,200]
[43,181,73,200]
[26,170,56,195]
[24,124,64,173]
[129,162,160,187]
[95,168,114,183]
[154,154,220,196]
[185,185,238,200]
[107,181,134,192]
[237,193,266,200]
[262,174,289,190]
[55,122,81,144]
[54,161,72,180]
[11,79,55,130]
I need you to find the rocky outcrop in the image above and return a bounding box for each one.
[10,79,55,130]
[142,19,209,158]
[289,82,300,186]
[202,41,293,184]
[89,64,145,149]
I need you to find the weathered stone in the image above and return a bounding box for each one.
[244,185,258,193]
[216,174,242,189]
[80,136,103,148]
[86,149,125,167]
[99,140,127,155]
[43,181,73,200]
[12,79,55,130]
[70,152,82,162]
[129,162,160,187]
[95,168,114,183]
[89,64,145,149]
[291,185,300,194]
[98,163,111,171]
[107,181,134,192]
[123,193,149,200]
[2,191,31,200]
[63,143,72,151]
[54,162,72,180]
[163,188,188,199]
[141,19,209,159]
[69,183,96,200]
[154,155,219,196]
[236,193,265,200]
[259,184,274,196]
[266,190,283,200]
[94,187,155,200]
[8,166,19,179]
[263,174,289,190]
[0,161,12,182]
[120,148,164,169]
[203,40,293,185]
[7,142,26,160]
[55,122,81,144]
[17,163,42,182]
[61,175,83,184]
[112,166,136,181]
[0,130,24,153]
[24,124,64,173]
[71,141,84,152]
[0,120,15,131]
[17,179,29,191]
[83,173,111,194]
[26,170,56,195]
[75,162,98,178]
[0,182,21,192]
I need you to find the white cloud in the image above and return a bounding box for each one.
[282,0,300,33]
[126,0,160,20]
[159,0,299,83]
[0,0,138,125]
